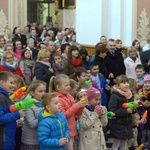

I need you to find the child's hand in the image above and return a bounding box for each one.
[19,110,25,118]
[49,68,54,73]
[59,137,68,146]
[76,100,86,108]
[127,108,133,114]
[16,119,23,127]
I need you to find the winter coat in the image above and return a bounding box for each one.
[108,91,133,140]
[19,60,35,85]
[38,110,70,150]
[79,107,108,150]
[124,57,141,79]
[21,101,43,145]
[34,62,54,91]
[92,55,108,79]
[55,92,84,137]
[0,88,20,150]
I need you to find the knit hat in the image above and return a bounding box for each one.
[144,74,150,82]
[87,87,101,101]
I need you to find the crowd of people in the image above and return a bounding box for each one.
[0,21,150,150]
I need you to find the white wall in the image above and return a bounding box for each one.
[76,0,137,46]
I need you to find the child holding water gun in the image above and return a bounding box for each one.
[79,87,108,150]
[0,72,25,150]
[49,74,86,150]
[108,75,134,150]
[21,80,46,150]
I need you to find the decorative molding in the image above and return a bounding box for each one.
[0,9,8,35]
[137,8,150,40]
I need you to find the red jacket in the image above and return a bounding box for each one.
[55,92,84,137]
[0,65,25,80]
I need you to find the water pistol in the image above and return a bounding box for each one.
[122,100,143,109]
[137,83,142,88]
[9,98,36,112]
[10,86,26,100]
[80,97,87,105]
[95,104,103,114]
[84,80,91,85]
[107,111,116,119]
[141,110,147,124]
[135,143,144,150]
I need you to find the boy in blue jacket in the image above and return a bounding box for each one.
[38,93,70,150]
[0,71,25,150]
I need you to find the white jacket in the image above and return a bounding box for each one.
[124,57,141,79]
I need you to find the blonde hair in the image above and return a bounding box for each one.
[49,74,69,92]
[25,80,46,97]
[4,44,14,51]
[128,46,137,54]
[41,93,57,109]
[114,75,129,85]
[128,78,137,93]
[14,74,27,88]
[3,51,14,61]
[37,49,50,61]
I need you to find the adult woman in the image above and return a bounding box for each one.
[0,51,25,80]
[34,49,54,91]
[124,46,141,79]
[0,36,6,61]
[92,44,108,79]
[132,40,142,59]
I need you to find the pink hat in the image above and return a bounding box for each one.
[87,87,101,101]
[144,74,150,82]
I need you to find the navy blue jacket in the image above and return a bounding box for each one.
[0,87,20,150]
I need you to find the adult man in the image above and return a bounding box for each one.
[47,40,56,62]
[100,35,107,46]
[142,37,150,52]
[104,39,125,85]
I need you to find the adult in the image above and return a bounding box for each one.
[100,35,107,46]
[92,44,108,78]
[47,40,56,62]
[104,39,125,85]
[14,27,27,48]
[0,51,25,80]
[34,49,54,91]
[124,47,141,79]
[142,37,150,52]
[132,39,142,59]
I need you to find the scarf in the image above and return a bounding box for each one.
[39,61,51,68]
[3,61,18,71]
[71,59,81,67]
[113,85,132,99]
[24,59,34,68]
[86,105,95,112]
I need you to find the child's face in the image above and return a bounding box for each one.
[57,78,70,95]
[144,81,150,91]
[77,91,87,101]
[77,72,87,83]
[86,70,91,80]
[54,56,62,64]
[24,50,31,59]
[118,82,130,92]
[88,96,101,106]
[90,65,99,76]
[46,97,61,114]
[132,114,140,127]
[69,84,79,97]
[135,69,145,78]
[0,77,15,93]
[31,84,46,100]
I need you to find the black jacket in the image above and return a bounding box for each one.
[108,91,133,140]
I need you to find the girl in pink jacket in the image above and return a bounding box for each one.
[49,74,86,150]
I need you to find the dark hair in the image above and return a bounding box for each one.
[135,64,145,71]
[90,62,99,70]
[13,39,23,51]
[0,72,14,82]
[21,49,32,60]
[132,39,142,53]
[74,67,87,78]
[61,43,70,53]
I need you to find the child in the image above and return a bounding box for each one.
[90,62,109,106]
[79,87,108,150]
[0,71,25,150]
[135,64,147,88]
[21,80,46,150]
[19,49,35,85]
[49,74,86,150]
[128,113,140,150]
[69,79,79,98]
[38,93,70,150]
[108,75,134,150]
[53,52,68,75]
